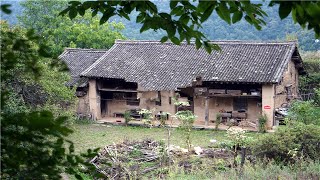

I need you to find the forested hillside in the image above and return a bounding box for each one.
[2,0,319,51]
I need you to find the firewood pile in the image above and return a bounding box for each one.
[89,139,234,179]
[90,139,164,179]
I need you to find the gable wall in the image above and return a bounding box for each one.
[275,59,299,108]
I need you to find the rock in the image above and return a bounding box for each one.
[194,146,203,155]
[168,145,188,154]
[210,139,217,144]
[181,148,189,153]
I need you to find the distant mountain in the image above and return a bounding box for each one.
[1,0,319,51]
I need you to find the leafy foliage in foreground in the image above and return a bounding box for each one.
[1,8,97,179]
[1,21,76,122]
[252,122,320,163]
[60,1,320,53]
[60,1,268,53]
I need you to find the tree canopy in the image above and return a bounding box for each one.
[19,0,126,56]
[60,0,320,53]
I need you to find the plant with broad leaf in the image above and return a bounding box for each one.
[173,110,197,151]
[138,108,155,127]
[226,127,253,167]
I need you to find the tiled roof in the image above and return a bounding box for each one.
[81,40,302,91]
[59,48,107,87]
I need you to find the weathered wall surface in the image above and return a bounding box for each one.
[275,59,299,108]
[104,91,176,118]
[194,96,261,125]
[76,93,90,115]
[88,79,101,119]
[247,98,262,122]
[262,84,275,129]
[139,91,176,116]
[106,100,139,116]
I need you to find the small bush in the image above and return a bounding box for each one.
[124,110,131,125]
[258,114,267,133]
[215,113,221,130]
[251,122,320,163]
[287,100,320,125]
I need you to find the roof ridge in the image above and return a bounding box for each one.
[273,43,297,83]
[64,48,108,52]
[115,39,297,45]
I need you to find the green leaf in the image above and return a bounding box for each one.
[1,4,12,14]
[170,1,178,9]
[279,2,292,19]
[201,4,215,22]
[160,36,168,43]
[217,2,231,24]
[166,22,176,37]
[78,6,85,16]
[100,9,115,25]
[140,21,150,33]
[68,8,78,19]
[146,1,158,13]
[195,39,202,49]
[171,6,184,16]
[119,10,130,20]
[179,14,190,25]
[170,36,180,45]
[203,41,212,54]
[232,11,243,23]
[92,9,98,17]
[136,12,146,23]
[244,15,253,25]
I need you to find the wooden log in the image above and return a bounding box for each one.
[226,90,242,95]
[205,97,209,126]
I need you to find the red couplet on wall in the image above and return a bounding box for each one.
[264,105,271,109]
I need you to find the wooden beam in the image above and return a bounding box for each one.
[205,96,209,127]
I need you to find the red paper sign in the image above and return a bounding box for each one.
[264,105,271,109]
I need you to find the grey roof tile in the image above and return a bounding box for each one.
[81,40,300,90]
[59,48,107,87]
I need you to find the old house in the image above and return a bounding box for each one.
[59,48,108,117]
[60,40,305,129]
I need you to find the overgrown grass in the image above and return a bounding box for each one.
[68,124,237,153]
[68,124,258,153]
[167,160,320,180]
[67,124,320,180]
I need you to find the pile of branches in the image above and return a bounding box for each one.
[90,139,167,179]
[89,139,235,179]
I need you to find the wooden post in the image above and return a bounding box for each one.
[205,96,209,126]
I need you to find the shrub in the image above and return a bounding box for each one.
[124,110,131,126]
[258,114,267,133]
[251,122,320,163]
[215,113,221,130]
[287,100,320,125]
[174,110,196,150]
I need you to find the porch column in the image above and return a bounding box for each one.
[261,84,275,129]
[205,96,209,126]
[88,79,101,120]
